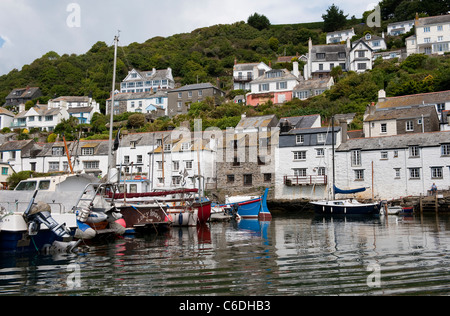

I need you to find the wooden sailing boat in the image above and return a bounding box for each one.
[310,117,381,215]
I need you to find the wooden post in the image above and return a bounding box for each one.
[420,194,423,214]
[435,193,439,214]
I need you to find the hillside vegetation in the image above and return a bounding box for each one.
[0,1,449,139]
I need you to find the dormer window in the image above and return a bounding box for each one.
[365,33,372,40]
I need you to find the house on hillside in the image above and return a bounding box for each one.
[167,83,225,117]
[106,91,168,117]
[233,61,271,90]
[356,33,387,52]
[406,14,450,56]
[303,39,349,80]
[292,77,334,100]
[0,140,36,172]
[12,104,69,132]
[0,107,15,130]
[349,39,374,72]
[246,64,302,106]
[4,87,42,109]
[120,68,175,93]
[48,96,101,124]
[387,20,415,36]
[326,28,356,44]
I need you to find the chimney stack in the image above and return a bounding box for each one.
[339,119,348,144]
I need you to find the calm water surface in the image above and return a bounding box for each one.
[0,213,449,296]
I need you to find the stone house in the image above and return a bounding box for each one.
[4,87,42,109]
[167,83,225,117]
[216,114,279,195]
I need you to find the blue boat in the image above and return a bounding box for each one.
[0,191,79,253]
[225,188,272,220]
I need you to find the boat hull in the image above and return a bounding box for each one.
[311,201,380,215]
[234,188,272,220]
[193,201,212,224]
[118,205,171,231]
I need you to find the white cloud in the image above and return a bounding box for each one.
[0,0,377,75]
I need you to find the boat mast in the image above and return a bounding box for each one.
[108,32,120,182]
[331,116,335,201]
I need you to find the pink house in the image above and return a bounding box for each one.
[246,63,301,106]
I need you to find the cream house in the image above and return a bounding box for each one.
[406,14,450,56]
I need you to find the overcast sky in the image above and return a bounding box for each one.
[0,0,378,76]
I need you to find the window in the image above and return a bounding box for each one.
[293,168,307,177]
[318,167,326,176]
[83,161,99,169]
[357,63,367,70]
[38,180,51,190]
[130,141,137,149]
[424,27,430,32]
[295,91,309,99]
[338,52,346,59]
[49,162,59,171]
[438,25,443,31]
[52,147,64,156]
[1,167,8,175]
[178,92,182,98]
[358,51,365,58]
[409,146,420,158]
[181,142,190,151]
[157,161,163,170]
[198,90,203,97]
[293,151,306,160]
[259,84,269,91]
[243,174,252,186]
[137,155,143,164]
[232,157,240,167]
[276,81,287,90]
[81,147,94,156]
[394,150,399,158]
[316,53,325,59]
[316,148,324,157]
[354,170,364,181]
[442,144,450,156]
[431,167,443,179]
[351,150,361,166]
[164,144,172,151]
[319,64,324,71]
[406,121,414,131]
[424,37,431,43]
[317,134,326,143]
[124,156,130,164]
[380,123,387,133]
[409,168,421,179]
[173,161,179,171]
[185,161,193,169]
[394,168,401,179]
[172,176,181,186]
[264,173,272,182]
[437,103,445,113]
[381,151,388,160]
[296,135,304,144]
[227,175,235,183]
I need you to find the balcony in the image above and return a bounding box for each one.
[284,175,327,186]
[233,75,253,82]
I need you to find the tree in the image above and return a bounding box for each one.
[127,113,146,129]
[247,13,271,31]
[322,4,348,32]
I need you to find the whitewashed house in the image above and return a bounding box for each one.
[275,115,343,201]
[356,33,387,52]
[336,131,450,200]
[406,14,450,56]
[349,39,374,72]
[326,28,355,44]
[48,96,101,124]
[292,77,334,100]
[0,140,36,173]
[233,61,271,90]
[12,104,69,132]
[149,129,217,192]
[0,107,15,130]
[120,68,175,93]
[107,91,168,116]
[388,20,415,36]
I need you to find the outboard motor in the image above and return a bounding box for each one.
[23,191,73,244]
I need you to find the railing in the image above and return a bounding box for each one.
[284,175,327,186]
[233,76,253,82]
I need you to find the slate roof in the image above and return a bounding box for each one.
[277,114,321,129]
[377,90,450,109]
[337,131,450,152]
[365,105,438,121]
[417,14,450,26]
[6,87,41,100]
[169,83,221,92]
[235,114,278,130]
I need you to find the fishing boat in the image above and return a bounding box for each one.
[109,188,211,228]
[310,117,381,216]
[0,190,80,253]
[220,188,272,220]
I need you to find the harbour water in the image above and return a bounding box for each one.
[0,212,449,296]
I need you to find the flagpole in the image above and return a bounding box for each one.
[108,32,119,182]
